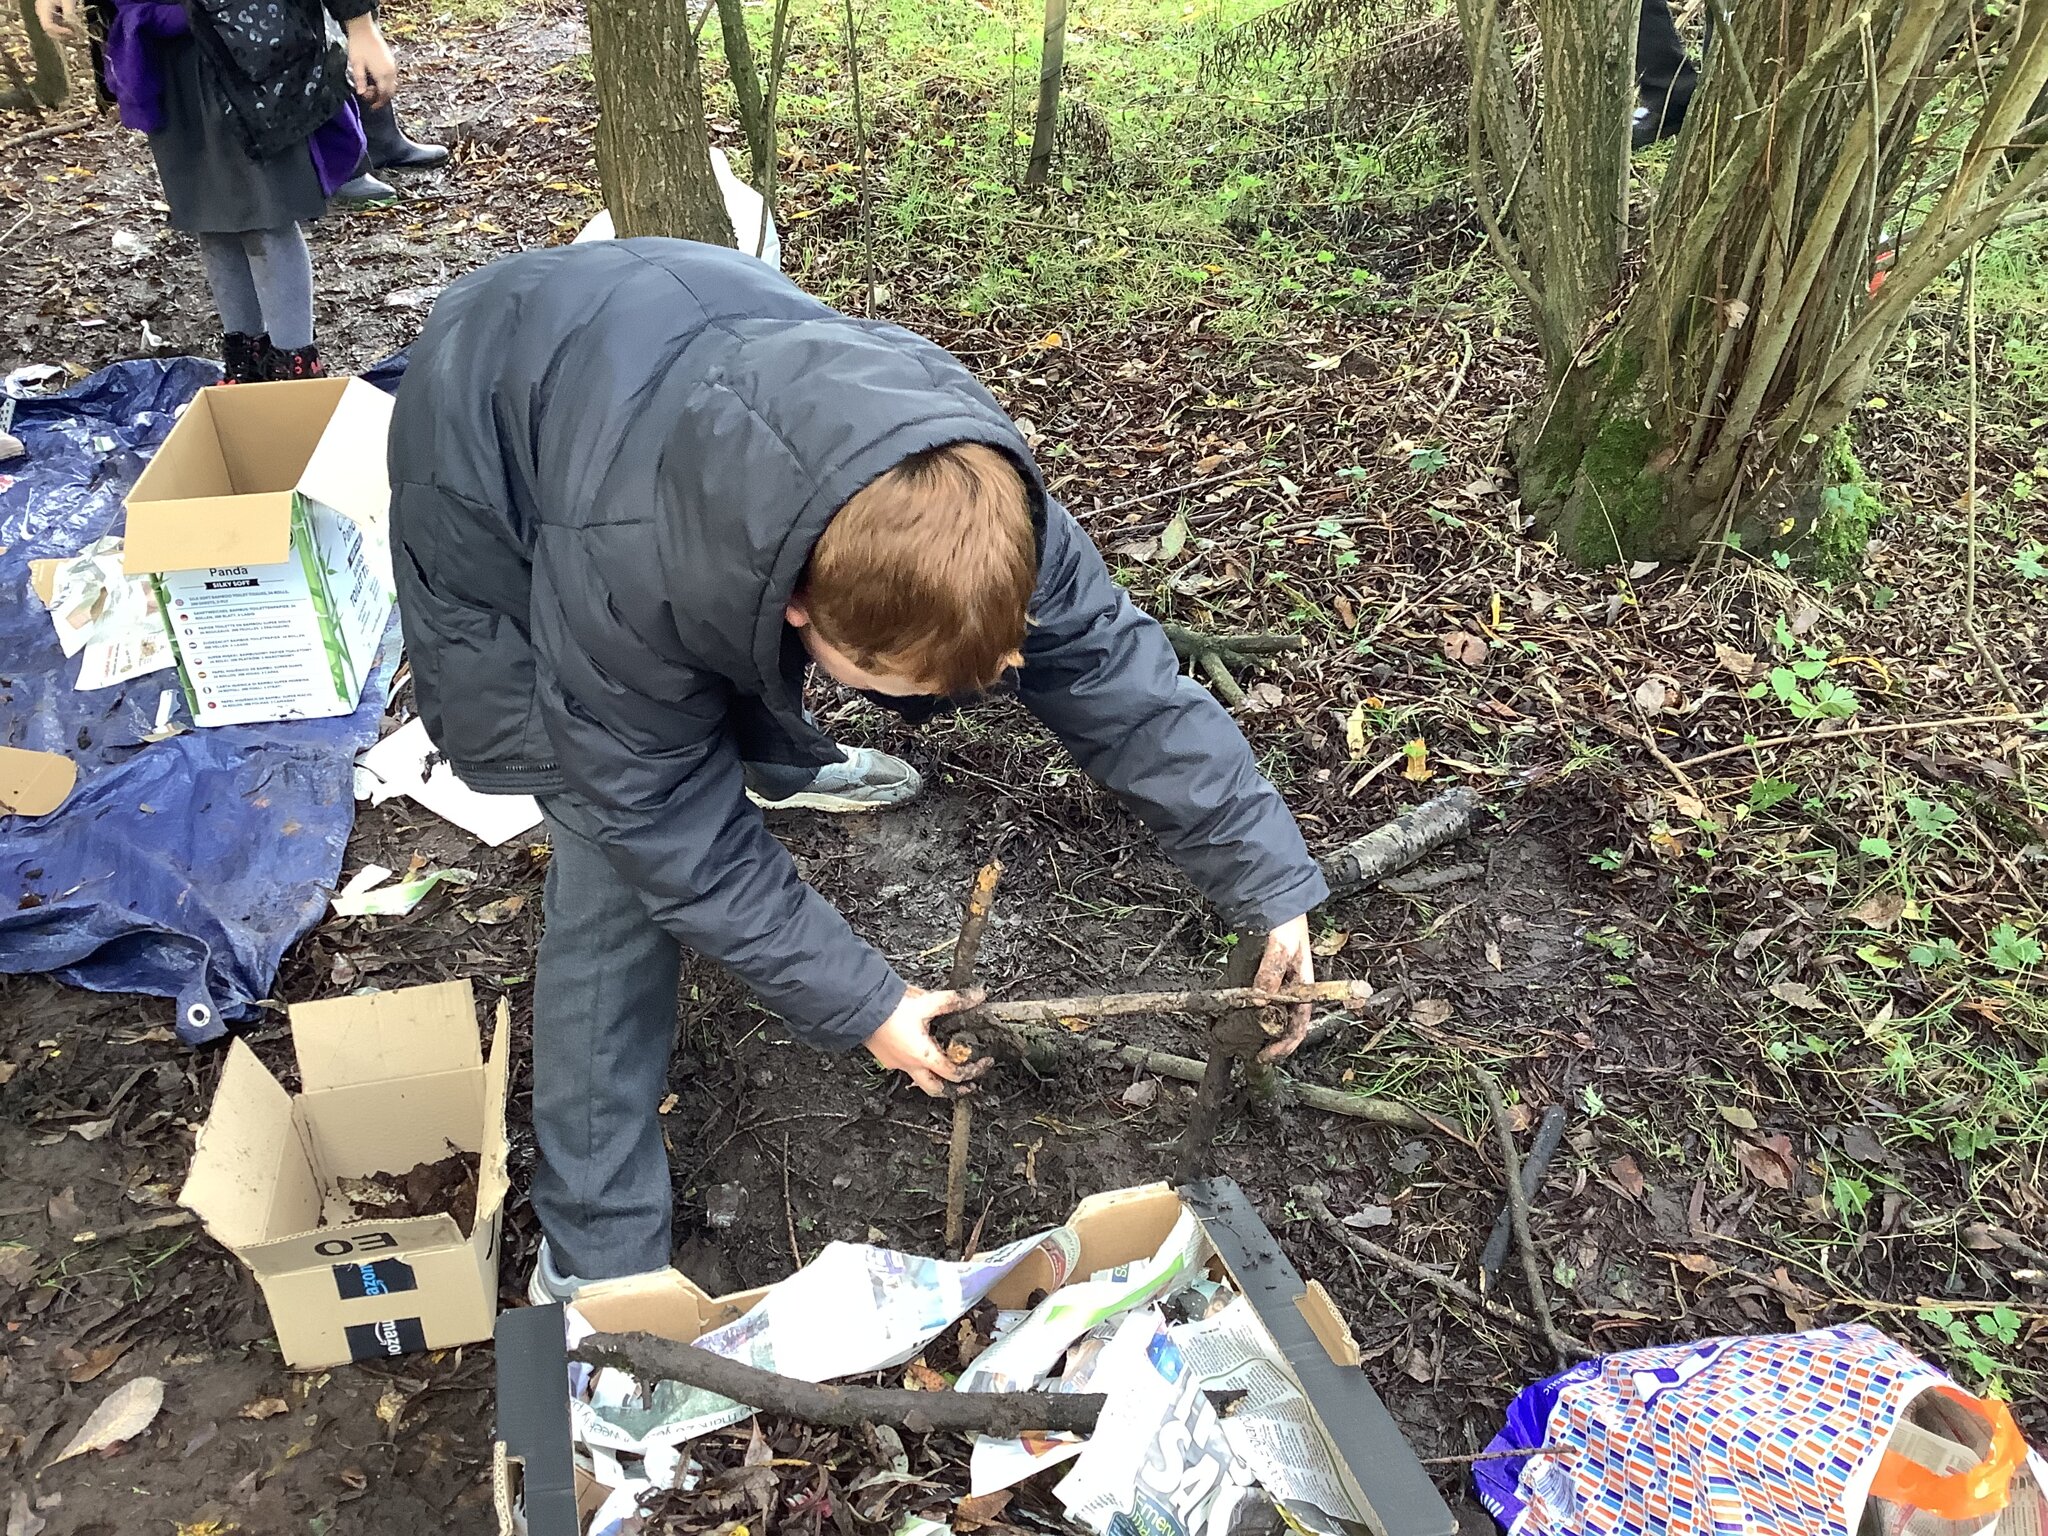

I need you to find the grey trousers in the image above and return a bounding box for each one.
[533,769,813,1278]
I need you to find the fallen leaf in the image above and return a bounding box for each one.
[1120,1078,1159,1109]
[1735,1135,1798,1191]
[8,1490,46,1536]
[1033,331,1063,350]
[1609,1154,1647,1200]
[1344,703,1367,762]
[1962,1223,2004,1252]
[0,1061,16,1084]
[1633,676,1669,715]
[1339,1204,1394,1230]
[1839,1125,1891,1166]
[1401,738,1433,782]
[238,1397,290,1421]
[1768,980,1827,1012]
[1441,632,1489,668]
[1401,1346,1433,1383]
[902,1360,948,1392]
[69,1116,115,1142]
[49,1376,164,1464]
[46,1187,84,1231]
[1627,559,1660,579]
[945,1037,976,1065]
[657,1093,679,1115]
[1713,643,1761,681]
[1242,681,1284,711]
[1409,997,1453,1029]
[1671,1252,1716,1274]
[59,1342,130,1384]
[329,952,357,988]
[1311,928,1350,958]
[1721,297,1751,329]
[469,894,526,925]
[954,1490,1014,1532]
[1715,1104,1760,1131]
[374,1386,410,1432]
[1847,892,1906,930]
[1157,512,1189,562]
[0,1244,37,1288]
[1112,536,1160,562]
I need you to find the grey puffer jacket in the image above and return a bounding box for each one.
[387,240,1327,1051]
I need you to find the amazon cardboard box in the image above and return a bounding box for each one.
[494,1179,1456,1536]
[181,980,509,1370]
[122,377,394,727]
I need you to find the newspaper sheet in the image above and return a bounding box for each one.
[1168,1297,1362,1536]
[568,1225,1080,1458]
[959,1208,1212,1394]
[1054,1307,1267,1536]
[35,536,177,690]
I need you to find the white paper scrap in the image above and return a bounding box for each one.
[356,717,542,847]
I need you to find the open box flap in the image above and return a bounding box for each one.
[123,493,296,572]
[572,1269,722,1343]
[180,1039,319,1251]
[293,377,394,530]
[242,1211,467,1279]
[290,979,482,1093]
[475,1000,513,1230]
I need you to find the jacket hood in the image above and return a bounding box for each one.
[653,316,1048,728]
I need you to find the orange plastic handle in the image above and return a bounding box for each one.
[1869,1385,2026,1522]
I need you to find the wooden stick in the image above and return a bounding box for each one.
[1474,1068,1571,1368]
[1107,1040,1464,1140]
[1160,625,1306,659]
[1296,1186,1595,1359]
[980,980,1384,1027]
[576,1331,1105,1435]
[70,1210,199,1246]
[1478,1105,1567,1289]
[943,860,1003,1257]
[1321,788,1482,896]
[1422,1445,1578,1467]
[1196,649,1246,708]
[1669,711,2047,770]
[0,116,94,154]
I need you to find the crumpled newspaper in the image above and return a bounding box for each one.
[31,535,178,692]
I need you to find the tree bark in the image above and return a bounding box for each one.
[1023,0,1069,188]
[715,0,770,180]
[587,0,737,244]
[1,0,69,113]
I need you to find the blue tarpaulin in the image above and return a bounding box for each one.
[0,359,400,1043]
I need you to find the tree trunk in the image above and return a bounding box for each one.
[1501,0,2048,563]
[1532,0,1633,359]
[715,0,770,180]
[1,0,69,113]
[587,0,736,244]
[1023,0,1069,189]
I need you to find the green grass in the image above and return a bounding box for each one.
[712,0,1467,322]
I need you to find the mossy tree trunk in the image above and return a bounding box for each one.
[588,0,736,244]
[1462,0,2048,563]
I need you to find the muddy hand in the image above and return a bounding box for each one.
[865,985,987,1096]
[939,1032,996,1100]
[1254,914,1316,1062]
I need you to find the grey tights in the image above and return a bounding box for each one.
[197,225,315,350]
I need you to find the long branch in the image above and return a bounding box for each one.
[1670,710,2046,770]
[980,981,1384,1026]
[575,1333,1105,1434]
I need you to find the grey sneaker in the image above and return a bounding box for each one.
[526,1237,667,1306]
[747,745,923,813]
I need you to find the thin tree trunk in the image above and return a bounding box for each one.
[841,0,875,311]
[1023,0,1069,189]
[588,0,736,244]
[716,0,770,180]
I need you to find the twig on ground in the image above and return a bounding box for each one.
[1380,861,1487,895]
[0,116,94,154]
[1196,649,1245,707]
[1159,625,1306,659]
[979,980,1386,1027]
[1125,1041,1463,1141]
[1081,471,1254,520]
[1129,906,1196,977]
[1478,1105,1568,1290]
[1670,712,2047,770]
[70,1210,199,1245]
[782,1132,801,1271]
[1961,250,2020,710]
[576,1332,1105,1434]
[1296,1186,1595,1359]
[943,860,1003,1256]
[1422,1444,1578,1467]
[1321,788,1482,896]
[1474,1067,1572,1369]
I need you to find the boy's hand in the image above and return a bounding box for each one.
[1255,914,1316,1062]
[866,986,986,1095]
[346,14,398,109]
[34,0,83,40]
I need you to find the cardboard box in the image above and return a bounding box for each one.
[123,378,395,727]
[494,1178,1456,1536]
[181,980,509,1370]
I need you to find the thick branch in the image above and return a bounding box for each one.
[1320,787,1482,896]
[576,1333,1105,1435]
[981,981,1383,1026]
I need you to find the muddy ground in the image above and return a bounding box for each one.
[5,0,2046,1531]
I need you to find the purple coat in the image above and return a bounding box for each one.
[102,0,365,195]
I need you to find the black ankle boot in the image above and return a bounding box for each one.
[266,343,327,381]
[222,331,271,384]
[364,101,450,171]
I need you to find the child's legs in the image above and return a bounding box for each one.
[532,793,683,1280]
[239,224,315,351]
[197,233,265,336]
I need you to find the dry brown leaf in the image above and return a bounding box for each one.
[1671,1252,1716,1275]
[1768,980,1827,1012]
[1311,928,1350,958]
[49,1376,164,1464]
[238,1397,290,1421]
[945,1037,976,1065]
[470,894,526,926]
[1633,676,1669,715]
[1735,1134,1798,1191]
[954,1490,1014,1532]
[1715,1104,1759,1131]
[0,1061,17,1085]
[46,1187,85,1231]
[902,1360,948,1392]
[59,1343,130,1384]
[1713,643,1761,681]
[69,1116,115,1142]
[1442,632,1489,669]
[1409,997,1453,1029]
[1609,1154,1647,1200]
[1242,681,1284,711]
[0,1244,36,1288]
[1847,892,1906,930]
[1401,739,1433,782]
